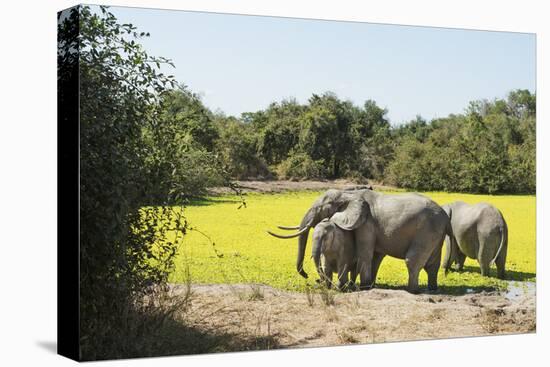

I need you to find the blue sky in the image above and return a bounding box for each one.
[109,6,535,125]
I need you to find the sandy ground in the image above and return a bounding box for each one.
[208,179,390,195]
[171,283,535,351]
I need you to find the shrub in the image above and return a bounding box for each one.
[275,152,327,180]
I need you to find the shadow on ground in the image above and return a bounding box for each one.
[36,341,57,354]
[371,283,499,295]
[187,198,243,207]
[82,313,280,361]
[448,265,536,282]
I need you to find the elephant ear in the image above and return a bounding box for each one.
[330,199,369,231]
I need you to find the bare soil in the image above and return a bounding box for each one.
[170,283,535,352]
[208,179,393,195]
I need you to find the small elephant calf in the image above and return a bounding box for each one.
[311,218,358,291]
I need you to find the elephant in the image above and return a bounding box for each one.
[311,218,357,291]
[268,189,451,293]
[441,201,508,279]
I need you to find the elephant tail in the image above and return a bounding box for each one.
[443,209,455,276]
[490,221,507,266]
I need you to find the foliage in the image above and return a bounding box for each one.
[386,92,535,193]
[253,99,305,165]
[158,87,219,152]
[275,152,327,180]
[214,115,271,179]
[207,89,534,194]
[60,5,230,359]
[171,190,536,293]
[152,86,229,200]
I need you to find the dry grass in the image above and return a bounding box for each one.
[162,283,535,353]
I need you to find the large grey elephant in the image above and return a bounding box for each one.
[311,218,357,291]
[268,189,451,293]
[441,202,508,279]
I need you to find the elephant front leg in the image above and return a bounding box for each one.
[355,225,375,290]
[357,247,374,290]
[370,252,386,288]
[336,263,350,291]
[323,263,334,289]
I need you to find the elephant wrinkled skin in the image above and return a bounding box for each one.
[268,189,451,293]
[442,201,508,279]
[311,218,357,291]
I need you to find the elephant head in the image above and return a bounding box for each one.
[267,189,371,278]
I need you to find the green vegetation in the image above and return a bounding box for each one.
[170,191,535,293]
[210,92,535,194]
[61,5,236,360]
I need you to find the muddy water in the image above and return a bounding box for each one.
[504,281,536,301]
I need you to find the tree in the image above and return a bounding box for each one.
[350,100,392,180]
[385,90,535,194]
[60,5,227,359]
[215,115,270,179]
[298,93,355,178]
[254,99,305,166]
[158,87,219,151]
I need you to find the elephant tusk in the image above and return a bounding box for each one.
[267,227,309,239]
[277,225,300,230]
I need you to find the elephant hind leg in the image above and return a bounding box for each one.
[424,245,442,292]
[405,256,421,294]
[495,247,507,279]
[478,237,494,277]
[479,262,490,277]
[455,251,466,271]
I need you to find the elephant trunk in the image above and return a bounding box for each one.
[297,229,311,278]
[296,209,315,279]
[311,232,323,280]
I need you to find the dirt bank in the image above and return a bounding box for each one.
[208,179,393,195]
[171,283,535,352]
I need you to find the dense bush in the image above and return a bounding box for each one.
[386,94,535,194]
[275,152,327,180]
[60,6,234,359]
[218,90,534,194]
[214,115,272,179]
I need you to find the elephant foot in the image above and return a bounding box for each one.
[406,287,420,295]
[359,284,373,291]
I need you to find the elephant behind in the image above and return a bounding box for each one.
[442,201,508,279]
[311,218,357,291]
